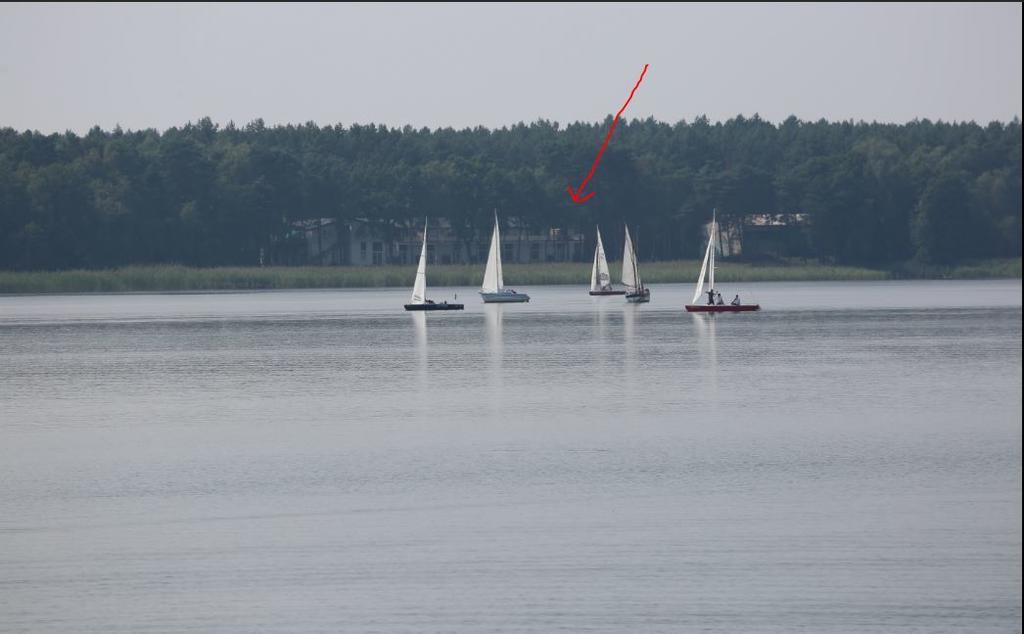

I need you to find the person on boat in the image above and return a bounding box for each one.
[715,292,724,305]
[731,295,741,306]
[707,288,716,305]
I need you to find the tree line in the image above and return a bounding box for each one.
[0,115,1019,270]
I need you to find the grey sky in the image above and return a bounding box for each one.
[1,2,1020,133]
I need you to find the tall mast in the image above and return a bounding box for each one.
[494,209,503,290]
[709,209,716,291]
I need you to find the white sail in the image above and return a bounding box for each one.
[622,226,639,292]
[590,226,612,292]
[691,211,718,304]
[409,220,428,304]
[481,214,504,293]
[590,243,598,290]
[691,225,713,304]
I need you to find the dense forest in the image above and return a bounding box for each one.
[0,115,1019,270]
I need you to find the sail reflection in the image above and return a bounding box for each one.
[411,311,428,392]
[485,305,505,408]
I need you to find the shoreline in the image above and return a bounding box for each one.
[0,259,1019,294]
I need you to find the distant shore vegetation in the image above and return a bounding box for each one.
[0,115,1020,273]
[0,259,1018,294]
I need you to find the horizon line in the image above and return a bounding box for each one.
[4,113,1022,137]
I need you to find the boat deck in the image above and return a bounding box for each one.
[404,302,464,311]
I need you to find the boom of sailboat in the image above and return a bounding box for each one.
[403,212,760,313]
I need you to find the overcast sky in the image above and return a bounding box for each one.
[1,3,1020,133]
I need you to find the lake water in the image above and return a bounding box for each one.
[1,280,1021,633]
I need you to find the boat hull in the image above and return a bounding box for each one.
[480,292,530,303]
[626,289,651,303]
[404,302,464,311]
[589,289,626,296]
[685,304,760,312]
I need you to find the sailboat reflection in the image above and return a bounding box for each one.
[690,313,718,397]
[594,298,609,367]
[622,304,640,396]
[623,303,637,354]
[485,304,504,365]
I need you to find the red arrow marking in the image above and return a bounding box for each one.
[567,63,649,204]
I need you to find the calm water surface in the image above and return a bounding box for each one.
[1,280,1021,633]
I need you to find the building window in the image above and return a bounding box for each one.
[372,241,383,265]
[360,241,367,262]
[398,243,409,265]
[530,243,540,262]
[549,227,562,239]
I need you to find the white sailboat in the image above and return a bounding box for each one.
[480,212,529,303]
[622,226,650,303]
[404,218,464,311]
[589,226,624,295]
[685,210,759,312]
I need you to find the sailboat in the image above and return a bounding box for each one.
[404,219,464,311]
[589,226,625,295]
[622,226,650,303]
[684,210,760,313]
[479,212,529,303]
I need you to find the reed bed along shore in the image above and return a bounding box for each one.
[0,259,1019,294]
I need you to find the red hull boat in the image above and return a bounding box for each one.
[685,304,760,313]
